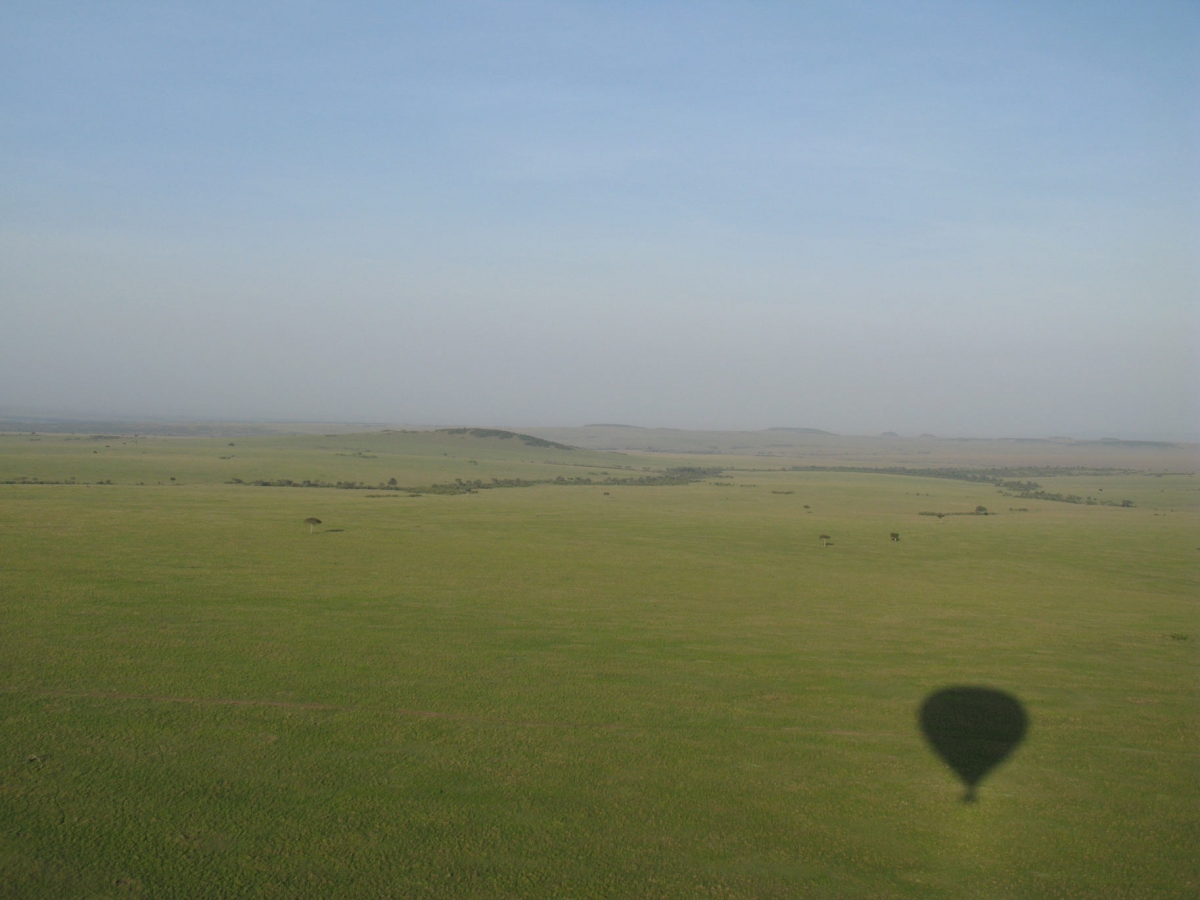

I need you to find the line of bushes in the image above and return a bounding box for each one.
[1000,490,1134,507]
[229,467,724,495]
[3,477,118,485]
[781,466,1136,508]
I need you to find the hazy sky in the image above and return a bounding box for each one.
[2,1,1196,437]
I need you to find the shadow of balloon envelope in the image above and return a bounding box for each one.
[919,687,1028,802]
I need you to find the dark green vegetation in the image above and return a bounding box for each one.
[1,429,1196,898]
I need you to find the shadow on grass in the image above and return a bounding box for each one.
[919,687,1028,802]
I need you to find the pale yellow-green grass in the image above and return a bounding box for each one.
[0,432,1195,898]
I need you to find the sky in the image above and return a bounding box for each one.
[1,1,1196,438]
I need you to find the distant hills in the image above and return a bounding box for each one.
[518,425,1198,469]
[1,414,1194,469]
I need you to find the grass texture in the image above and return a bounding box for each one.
[0,430,1196,898]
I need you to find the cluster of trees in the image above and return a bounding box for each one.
[996,480,1041,493]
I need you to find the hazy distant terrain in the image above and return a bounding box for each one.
[522,425,1200,470]
[0,414,391,438]
[6,416,1196,468]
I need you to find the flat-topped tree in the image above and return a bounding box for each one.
[304,517,322,534]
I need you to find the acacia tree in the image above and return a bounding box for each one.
[304,517,322,534]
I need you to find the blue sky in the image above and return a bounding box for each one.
[2,1,1196,436]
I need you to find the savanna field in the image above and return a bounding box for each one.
[0,428,1196,899]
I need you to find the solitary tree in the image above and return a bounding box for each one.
[819,534,831,547]
[304,517,322,534]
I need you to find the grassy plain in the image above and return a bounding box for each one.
[0,429,1196,898]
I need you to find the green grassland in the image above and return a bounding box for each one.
[0,429,1196,898]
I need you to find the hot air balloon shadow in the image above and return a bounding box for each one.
[919,687,1028,802]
